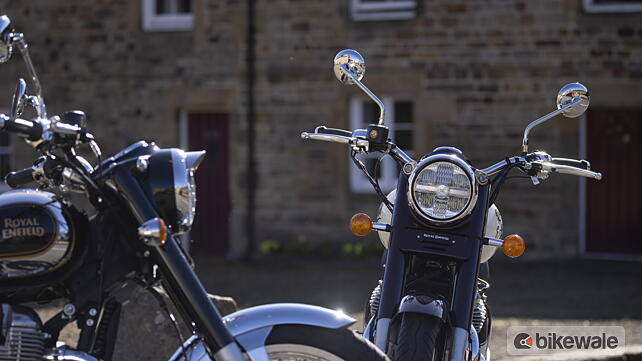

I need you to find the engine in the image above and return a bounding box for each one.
[0,304,46,361]
[0,304,101,361]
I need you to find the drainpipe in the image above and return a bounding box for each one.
[244,0,256,261]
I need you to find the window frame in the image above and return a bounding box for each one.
[583,0,642,13]
[349,97,414,193]
[142,0,194,32]
[350,0,417,21]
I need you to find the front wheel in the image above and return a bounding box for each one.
[265,325,389,361]
[392,313,443,361]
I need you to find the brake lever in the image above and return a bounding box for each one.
[533,161,602,180]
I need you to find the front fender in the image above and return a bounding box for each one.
[222,302,355,336]
[168,303,355,361]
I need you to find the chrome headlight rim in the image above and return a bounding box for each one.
[407,153,478,225]
[171,150,200,234]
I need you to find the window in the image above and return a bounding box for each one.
[142,0,194,31]
[0,131,13,192]
[583,0,642,12]
[349,98,414,193]
[350,0,417,21]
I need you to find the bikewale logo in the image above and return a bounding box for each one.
[514,333,533,349]
[507,326,625,356]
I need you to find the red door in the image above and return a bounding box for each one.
[187,113,230,255]
[586,110,642,255]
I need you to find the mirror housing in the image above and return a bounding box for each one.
[521,83,591,153]
[556,82,590,118]
[333,49,365,85]
[332,49,385,125]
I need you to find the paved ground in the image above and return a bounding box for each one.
[34,255,642,360]
[195,255,642,361]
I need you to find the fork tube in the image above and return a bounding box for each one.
[112,168,241,359]
[373,175,409,350]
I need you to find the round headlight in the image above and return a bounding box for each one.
[408,155,477,224]
[175,168,197,231]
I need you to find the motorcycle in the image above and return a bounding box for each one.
[301,49,602,361]
[0,17,388,361]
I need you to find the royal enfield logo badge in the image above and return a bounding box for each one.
[2,217,46,239]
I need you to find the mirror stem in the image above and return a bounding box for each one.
[521,97,581,153]
[340,64,385,125]
[14,35,46,118]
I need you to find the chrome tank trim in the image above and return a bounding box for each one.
[407,153,479,225]
[0,189,72,279]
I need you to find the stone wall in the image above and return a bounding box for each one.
[0,1,640,256]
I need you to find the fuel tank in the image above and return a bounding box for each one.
[0,190,74,279]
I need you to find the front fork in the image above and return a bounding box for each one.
[372,242,482,361]
[371,176,488,361]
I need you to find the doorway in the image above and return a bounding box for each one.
[584,110,642,256]
[183,112,230,255]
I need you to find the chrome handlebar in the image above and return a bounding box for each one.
[302,128,602,181]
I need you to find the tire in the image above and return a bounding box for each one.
[265,324,389,361]
[392,313,442,361]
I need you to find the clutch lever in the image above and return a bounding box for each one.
[301,126,371,152]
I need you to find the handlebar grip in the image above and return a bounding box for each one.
[5,167,35,188]
[315,126,352,137]
[1,116,42,141]
[552,158,590,170]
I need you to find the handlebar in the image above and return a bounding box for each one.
[0,114,42,141]
[5,167,35,188]
[303,126,602,182]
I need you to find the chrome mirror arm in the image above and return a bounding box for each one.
[521,97,580,153]
[340,63,385,125]
[11,33,46,118]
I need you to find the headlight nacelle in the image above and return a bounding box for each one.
[408,154,478,224]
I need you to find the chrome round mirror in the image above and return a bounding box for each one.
[556,82,590,118]
[0,15,12,63]
[333,49,365,85]
[11,78,26,118]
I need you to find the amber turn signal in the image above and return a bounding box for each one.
[501,234,525,258]
[349,213,372,236]
[157,218,168,246]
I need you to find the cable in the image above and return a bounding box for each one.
[145,286,192,361]
[351,150,393,211]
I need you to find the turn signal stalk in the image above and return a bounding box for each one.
[501,234,525,258]
[349,213,372,236]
